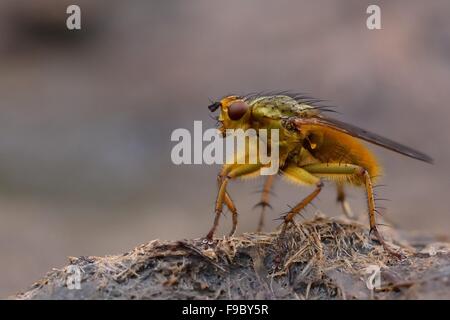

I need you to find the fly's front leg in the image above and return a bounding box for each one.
[205,164,262,241]
[302,163,402,257]
[217,175,238,237]
[255,175,276,232]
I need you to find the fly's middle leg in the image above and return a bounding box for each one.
[279,166,323,236]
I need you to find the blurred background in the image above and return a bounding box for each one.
[0,0,448,297]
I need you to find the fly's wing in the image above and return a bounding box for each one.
[292,117,433,163]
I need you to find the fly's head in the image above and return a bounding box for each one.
[208,95,251,136]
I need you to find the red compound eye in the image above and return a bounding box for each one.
[228,101,249,120]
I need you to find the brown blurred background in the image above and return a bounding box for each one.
[0,0,448,297]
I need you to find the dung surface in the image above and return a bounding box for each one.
[13,216,450,299]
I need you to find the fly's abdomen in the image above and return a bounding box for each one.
[303,126,381,183]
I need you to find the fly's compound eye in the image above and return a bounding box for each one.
[228,100,249,120]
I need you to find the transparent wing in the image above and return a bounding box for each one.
[292,116,433,163]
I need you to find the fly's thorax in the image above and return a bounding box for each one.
[249,95,320,120]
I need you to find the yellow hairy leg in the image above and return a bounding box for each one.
[205,163,262,241]
[280,166,323,233]
[301,163,401,257]
[217,175,238,236]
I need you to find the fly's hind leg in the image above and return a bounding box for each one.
[336,184,355,219]
[302,163,402,257]
[254,175,276,232]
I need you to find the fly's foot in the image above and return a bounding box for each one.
[369,227,405,259]
[201,237,217,251]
